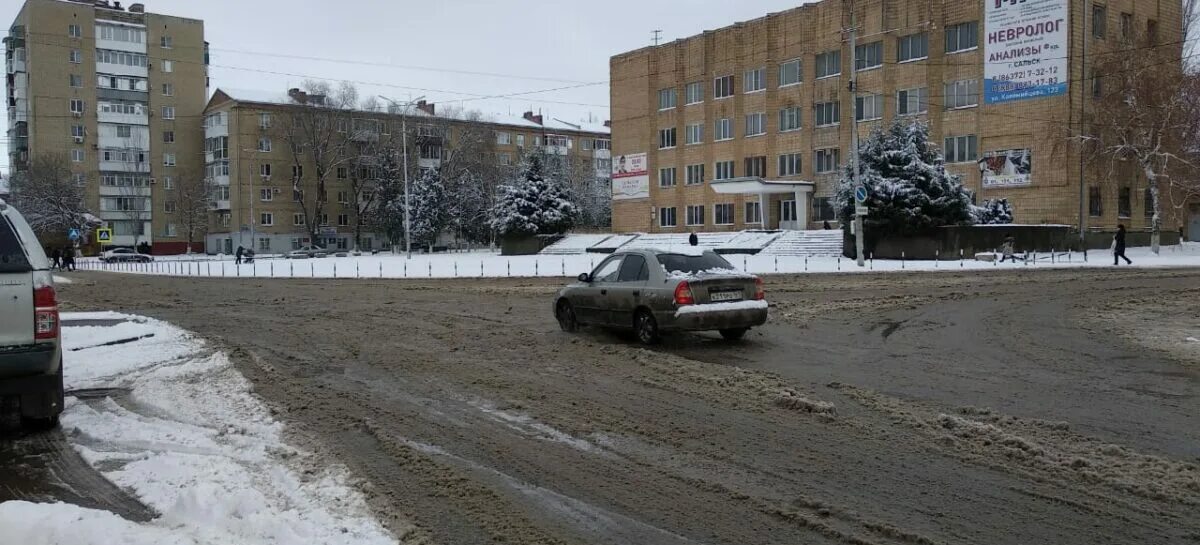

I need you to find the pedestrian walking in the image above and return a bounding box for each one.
[62,247,76,272]
[1000,234,1019,263]
[1113,224,1132,265]
[49,247,61,270]
[235,245,244,265]
[823,220,832,230]
[688,232,699,247]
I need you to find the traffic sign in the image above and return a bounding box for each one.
[854,186,868,203]
[95,228,113,243]
[68,228,81,241]
[855,205,870,216]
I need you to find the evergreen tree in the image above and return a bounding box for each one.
[446,169,495,245]
[369,148,407,249]
[490,155,578,236]
[836,120,974,234]
[972,198,1015,225]
[409,168,449,249]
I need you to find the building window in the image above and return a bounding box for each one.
[782,200,797,223]
[164,200,177,213]
[715,160,735,180]
[779,59,802,87]
[419,144,442,160]
[258,238,270,252]
[744,67,766,93]
[944,80,979,109]
[69,74,83,88]
[898,33,929,62]
[71,125,85,139]
[260,188,273,202]
[686,205,705,226]
[715,118,733,141]
[815,50,841,78]
[744,156,767,178]
[496,131,511,145]
[1091,71,1103,98]
[1118,187,1132,218]
[855,93,884,122]
[293,214,305,226]
[659,207,677,228]
[945,21,979,53]
[70,99,85,114]
[1093,4,1107,39]
[944,135,978,163]
[68,24,82,38]
[70,49,82,63]
[71,149,85,162]
[162,83,174,96]
[595,157,610,171]
[813,197,837,221]
[97,24,145,44]
[260,164,272,177]
[220,214,231,228]
[163,153,177,167]
[515,134,525,147]
[292,165,303,179]
[686,164,705,185]
[338,214,349,226]
[778,153,802,176]
[658,88,677,110]
[659,167,677,188]
[714,75,735,99]
[685,123,704,145]
[163,176,174,189]
[714,203,735,225]
[96,49,148,67]
[254,113,270,130]
[815,101,840,127]
[1144,188,1155,218]
[160,36,173,48]
[745,113,766,137]
[258,137,272,152]
[855,41,882,70]
[164,224,177,237]
[499,153,513,166]
[659,128,677,149]
[337,191,349,204]
[897,87,928,115]
[745,201,763,224]
[162,106,176,119]
[1089,186,1103,217]
[337,167,348,179]
[162,60,173,73]
[163,130,175,143]
[260,213,274,227]
[779,106,802,132]
[685,81,704,104]
[815,149,840,173]
[1121,13,1133,40]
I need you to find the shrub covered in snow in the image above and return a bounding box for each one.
[836,121,974,234]
[972,198,1015,225]
[409,168,449,248]
[490,155,578,236]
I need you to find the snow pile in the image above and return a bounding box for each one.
[626,244,710,257]
[675,300,769,317]
[539,233,613,255]
[663,267,753,280]
[53,275,73,284]
[0,314,397,545]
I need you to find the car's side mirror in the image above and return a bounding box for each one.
[577,273,591,283]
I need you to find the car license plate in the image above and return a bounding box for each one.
[710,290,743,302]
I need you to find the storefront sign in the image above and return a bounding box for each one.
[984,0,1069,104]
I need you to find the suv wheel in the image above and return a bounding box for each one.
[634,310,661,345]
[21,364,64,432]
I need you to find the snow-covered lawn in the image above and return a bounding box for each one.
[0,314,395,545]
[74,243,1200,280]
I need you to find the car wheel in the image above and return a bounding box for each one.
[21,363,63,432]
[634,310,661,345]
[556,299,579,332]
[719,328,748,341]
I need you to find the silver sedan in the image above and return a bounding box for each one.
[554,248,768,344]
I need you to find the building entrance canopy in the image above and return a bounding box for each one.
[710,177,815,230]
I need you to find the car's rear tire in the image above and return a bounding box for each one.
[21,363,64,432]
[634,310,661,345]
[556,299,579,332]
[719,328,748,341]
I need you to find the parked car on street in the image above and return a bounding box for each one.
[100,247,153,263]
[554,247,768,344]
[0,201,64,430]
[287,245,329,259]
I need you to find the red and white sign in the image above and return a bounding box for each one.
[612,153,649,200]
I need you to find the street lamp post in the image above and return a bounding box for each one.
[378,95,425,259]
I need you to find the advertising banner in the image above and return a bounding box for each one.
[984,0,1069,104]
[611,153,649,200]
[980,149,1033,187]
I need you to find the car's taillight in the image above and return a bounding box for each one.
[34,285,59,341]
[674,281,695,306]
[754,277,765,301]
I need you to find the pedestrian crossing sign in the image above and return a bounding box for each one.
[95,229,113,243]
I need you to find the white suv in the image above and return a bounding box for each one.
[0,201,63,430]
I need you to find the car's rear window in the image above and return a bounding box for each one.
[655,252,733,274]
[0,217,33,273]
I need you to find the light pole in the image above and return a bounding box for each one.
[241,147,262,253]
[378,95,425,259]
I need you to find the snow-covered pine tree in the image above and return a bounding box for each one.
[971,198,1014,225]
[835,120,974,234]
[408,168,449,250]
[490,155,578,236]
[369,148,407,250]
[446,169,494,245]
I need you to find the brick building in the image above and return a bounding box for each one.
[6,0,208,252]
[201,88,610,255]
[609,0,1195,237]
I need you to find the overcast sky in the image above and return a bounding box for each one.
[0,0,811,173]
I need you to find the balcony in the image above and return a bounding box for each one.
[98,210,152,221]
[99,185,151,196]
[211,175,230,186]
[98,110,148,126]
[205,122,228,139]
[96,61,147,79]
[99,160,151,173]
[209,200,231,211]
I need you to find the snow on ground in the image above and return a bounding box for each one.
[75,243,1200,280]
[52,275,73,284]
[675,300,769,317]
[0,314,396,545]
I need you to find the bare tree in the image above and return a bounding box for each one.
[346,135,382,252]
[8,153,99,237]
[115,132,151,247]
[280,80,358,243]
[173,167,212,254]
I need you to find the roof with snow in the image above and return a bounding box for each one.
[207,88,610,136]
[710,177,814,194]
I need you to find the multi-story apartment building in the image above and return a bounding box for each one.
[5,0,207,251]
[202,87,610,255]
[610,0,1191,236]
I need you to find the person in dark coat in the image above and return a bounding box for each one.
[235,246,244,265]
[823,221,832,230]
[1113,224,1132,265]
[62,247,76,272]
[1000,234,1018,263]
[49,247,61,270]
[688,232,699,246]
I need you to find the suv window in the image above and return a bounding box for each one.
[617,254,649,282]
[591,256,623,283]
[656,252,734,275]
[0,217,33,273]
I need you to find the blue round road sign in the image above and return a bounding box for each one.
[854,186,868,203]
